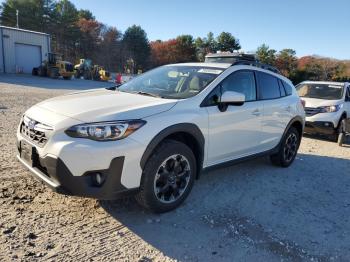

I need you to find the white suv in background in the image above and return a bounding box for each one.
[17,58,305,212]
[296,81,350,140]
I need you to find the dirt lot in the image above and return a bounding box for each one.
[1,75,350,261]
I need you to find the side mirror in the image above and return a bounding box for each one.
[221,91,245,105]
[218,91,245,112]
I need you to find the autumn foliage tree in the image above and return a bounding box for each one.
[2,0,350,80]
[150,39,178,67]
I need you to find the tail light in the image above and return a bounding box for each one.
[300,99,306,108]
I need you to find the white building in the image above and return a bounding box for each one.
[0,26,50,74]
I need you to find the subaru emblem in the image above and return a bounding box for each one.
[28,120,36,130]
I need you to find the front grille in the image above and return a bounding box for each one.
[20,116,53,147]
[304,107,321,117]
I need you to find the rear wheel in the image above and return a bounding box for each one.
[38,66,46,77]
[136,140,196,213]
[83,71,91,80]
[32,67,38,76]
[49,68,59,79]
[270,126,301,167]
[74,70,81,79]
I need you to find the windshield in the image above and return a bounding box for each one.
[205,57,236,64]
[118,65,223,99]
[296,83,344,100]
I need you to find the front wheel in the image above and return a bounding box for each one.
[270,126,301,167]
[332,117,346,142]
[338,133,345,146]
[136,140,196,213]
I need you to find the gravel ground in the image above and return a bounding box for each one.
[1,75,350,261]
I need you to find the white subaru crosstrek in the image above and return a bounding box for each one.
[296,81,350,141]
[17,58,305,212]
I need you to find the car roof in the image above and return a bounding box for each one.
[164,62,293,84]
[205,53,242,58]
[165,62,231,69]
[300,81,347,86]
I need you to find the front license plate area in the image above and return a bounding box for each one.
[20,141,38,167]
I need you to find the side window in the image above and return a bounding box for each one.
[257,72,281,100]
[221,71,257,101]
[203,86,221,106]
[281,80,293,96]
[278,80,286,97]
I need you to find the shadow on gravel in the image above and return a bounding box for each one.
[304,133,350,147]
[101,153,350,261]
[0,73,112,90]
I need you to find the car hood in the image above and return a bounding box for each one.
[34,89,177,122]
[302,97,343,108]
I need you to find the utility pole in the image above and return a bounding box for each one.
[16,10,19,28]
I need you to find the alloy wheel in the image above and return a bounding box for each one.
[284,133,298,162]
[153,154,191,204]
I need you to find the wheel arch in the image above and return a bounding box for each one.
[336,112,347,130]
[340,111,347,121]
[140,123,205,179]
[289,117,304,138]
[277,116,304,150]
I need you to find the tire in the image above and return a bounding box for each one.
[338,133,345,146]
[74,71,80,79]
[332,117,346,142]
[83,71,90,80]
[135,139,196,213]
[270,126,301,167]
[38,66,46,77]
[32,68,38,76]
[49,68,59,79]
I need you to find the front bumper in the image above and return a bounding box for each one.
[17,143,138,200]
[304,121,336,135]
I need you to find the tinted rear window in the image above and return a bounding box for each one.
[257,72,281,99]
[278,80,287,97]
[281,80,293,96]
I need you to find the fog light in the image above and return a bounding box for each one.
[91,172,105,186]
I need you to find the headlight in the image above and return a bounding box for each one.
[65,120,146,141]
[319,104,342,113]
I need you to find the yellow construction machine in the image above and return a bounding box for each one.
[74,59,111,81]
[32,53,74,80]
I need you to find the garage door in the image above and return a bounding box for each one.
[15,44,41,74]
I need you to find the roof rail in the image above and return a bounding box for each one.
[232,60,281,74]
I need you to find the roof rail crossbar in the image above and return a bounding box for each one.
[232,60,280,74]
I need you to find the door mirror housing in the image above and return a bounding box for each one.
[220,91,245,106]
[217,91,245,112]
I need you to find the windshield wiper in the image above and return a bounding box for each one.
[135,91,163,98]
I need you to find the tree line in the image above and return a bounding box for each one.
[1,0,350,83]
[256,44,350,84]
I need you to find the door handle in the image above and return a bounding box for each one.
[252,109,261,116]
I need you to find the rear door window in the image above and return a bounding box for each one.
[278,80,286,97]
[257,72,281,100]
[281,80,293,96]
